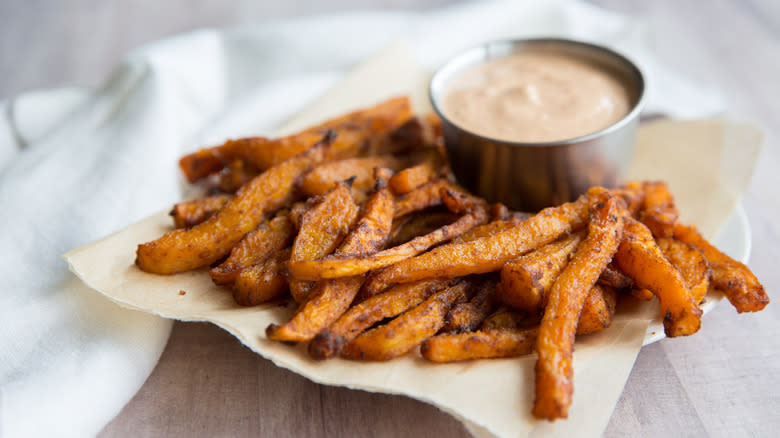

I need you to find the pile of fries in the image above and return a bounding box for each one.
[136,97,768,420]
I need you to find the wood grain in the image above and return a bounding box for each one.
[2,1,778,437]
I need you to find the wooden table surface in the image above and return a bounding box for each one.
[3,1,778,436]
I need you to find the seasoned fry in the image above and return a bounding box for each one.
[388,151,443,195]
[218,159,259,193]
[341,281,469,361]
[233,248,291,306]
[499,233,585,312]
[300,155,405,197]
[288,207,487,281]
[444,279,498,333]
[393,179,449,217]
[287,202,307,230]
[639,181,678,238]
[179,137,267,184]
[452,218,524,244]
[169,194,230,229]
[615,218,702,337]
[179,97,412,182]
[363,188,602,298]
[658,238,709,304]
[598,263,633,290]
[387,212,459,246]
[673,223,768,312]
[266,176,394,342]
[630,288,655,301]
[288,181,360,302]
[481,309,539,330]
[136,131,338,274]
[421,328,538,362]
[613,182,645,218]
[576,285,618,335]
[309,279,450,359]
[534,192,624,420]
[210,216,295,285]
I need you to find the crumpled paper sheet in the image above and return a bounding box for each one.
[64,42,761,438]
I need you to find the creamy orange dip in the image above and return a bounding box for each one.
[441,51,633,143]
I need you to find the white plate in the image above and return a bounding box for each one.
[641,203,750,345]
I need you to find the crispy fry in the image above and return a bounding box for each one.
[598,263,633,290]
[287,201,307,230]
[388,149,444,195]
[169,194,230,229]
[363,188,603,297]
[179,137,267,183]
[421,328,538,362]
[658,238,709,304]
[499,233,585,312]
[444,279,498,333]
[673,223,768,312]
[630,288,655,301]
[341,281,469,361]
[308,279,451,359]
[387,212,459,246]
[266,176,394,342]
[639,181,678,238]
[576,285,618,335]
[218,159,259,193]
[233,248,291,306]
[393,179,449,217]
[300,155,405,197]
[615,218,702,337]
[136,131,338,274]
[210,216,295,285]
[179,97,412,182]
[614,182,645,217]
[534,192,624,420]
[289,181,360,302]
[288,206,487,281]
[452,218,524,244]
[481,309,539,330]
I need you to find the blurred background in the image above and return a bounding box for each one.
[1,0,777,105]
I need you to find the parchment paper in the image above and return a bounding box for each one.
[64,43,762,438]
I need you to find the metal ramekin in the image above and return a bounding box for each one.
[430,38,646,211]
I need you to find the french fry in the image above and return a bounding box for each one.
[499,233,585,312]
[218,159,259,193]
[481,309,538,330]
[388,148,445,195]
[615,218,702,336]
[534,191,624,420]
[341,281,469,361]
[387,212,459,246]
[288,181,360,302]
[363,188,603,297]
[598,263,633,290]
[287,207,487,281]
[178,97,412,182]
[630,288,655,301]
[300,155,405,197]
[657,237,710,304]
[266,175,394,342]
[576,285,618,335]
[639,181,678,238]
[444,279,498,333]
[308,279,451,359]
[233,248,291,306]
[210,216,295,285]
[673,223,768,312]
[393,179,450,217]
[169,194,230,229]
[421,328,538,363]
[136,131,338,274]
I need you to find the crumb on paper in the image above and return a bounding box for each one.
[179,290,186,296]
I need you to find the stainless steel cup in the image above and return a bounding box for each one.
[429,38,646,212]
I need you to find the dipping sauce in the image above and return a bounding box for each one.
[441,51,634,143]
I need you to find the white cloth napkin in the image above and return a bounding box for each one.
[0,1,725,437]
